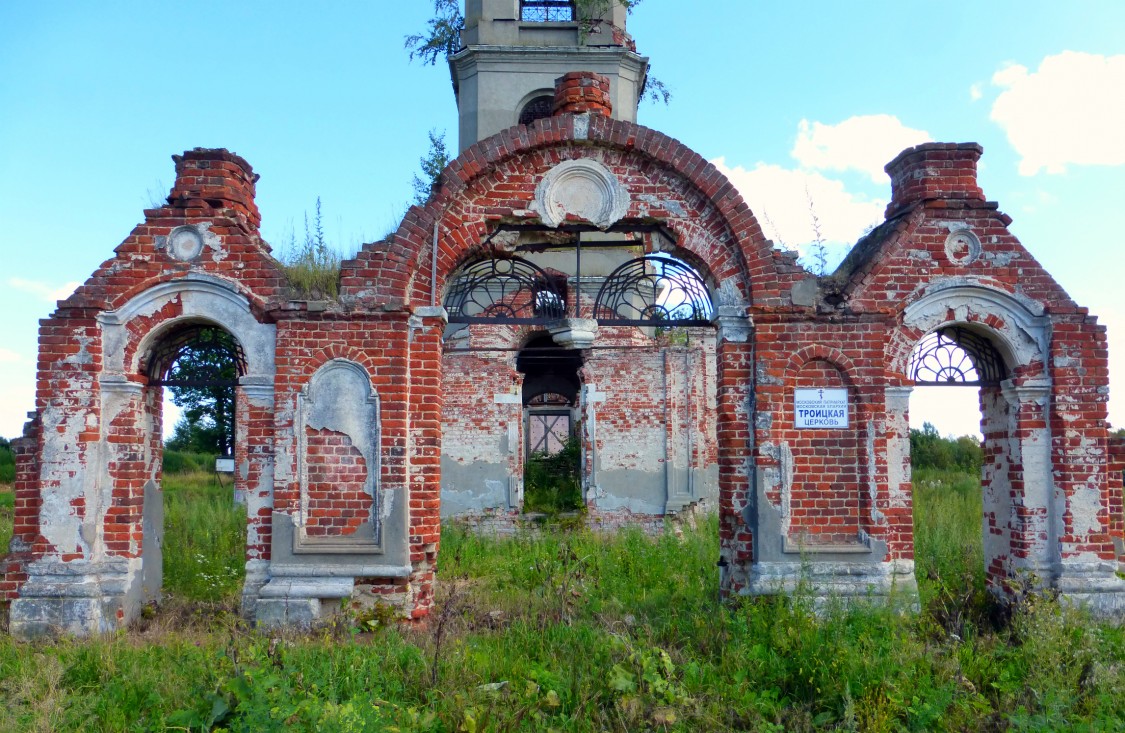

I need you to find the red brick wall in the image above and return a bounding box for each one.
[304,428,372,537]
[1109,436,1125,551]
[785,359,862,541]
[271,312,443,616]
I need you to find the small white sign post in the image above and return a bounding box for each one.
[794,388,849,428]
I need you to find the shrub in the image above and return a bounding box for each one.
[910,422,983,473]
[523,435,584,514]
[0,440,15,484]
[162,450,217,475]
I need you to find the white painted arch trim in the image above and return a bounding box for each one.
[97,274,276,379]
[901,279,1049,376]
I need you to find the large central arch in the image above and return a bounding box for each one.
[341,110,785,591]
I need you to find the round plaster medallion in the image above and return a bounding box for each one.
[533,159,630,229]
[166,225,204,262]
[944,228,981,267]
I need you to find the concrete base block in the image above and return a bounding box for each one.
[9,559,143,640]
[742,559,918,609]
[254,576,354,628]
[254,598,323,628]
[1055,561,1125,616]
[9,597,120,639]
[240,560,271,620]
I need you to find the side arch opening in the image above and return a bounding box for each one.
[903,323,1028,611]
[140,320,250,610]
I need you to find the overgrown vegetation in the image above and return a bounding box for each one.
[162,469,245,602]
[161,450,217,475]
[412,128,451,205]
[2,464,1125,730]
[0,437,14,484]
[278,197,342,299]
[0,438,14,553]
[523,435,584,514]
[0,486,12,558]
[910,422,983,473]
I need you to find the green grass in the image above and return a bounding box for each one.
[1,471,1124,731]
[162,471,246,602]
[913,468,987,607]
[0,486,12,556]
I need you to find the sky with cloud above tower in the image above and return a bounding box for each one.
[0,1,1122,439]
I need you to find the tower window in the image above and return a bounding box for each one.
[519,95,555,126]
[520,0,575,22]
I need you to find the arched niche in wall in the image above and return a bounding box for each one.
[295,359,382,553]
[782,355,870,554]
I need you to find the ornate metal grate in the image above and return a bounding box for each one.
[520,0,575,22]
[593,255,713,326]
[518,96,555,126]
[444,256,567,324]
[148,324,245,387]
[908,327,1007,386]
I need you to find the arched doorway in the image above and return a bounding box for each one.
[143,322,248,604]
[438,226,723,526]
[905,327,1006,602]
[890,286,1055,596]
[517,334,583,513]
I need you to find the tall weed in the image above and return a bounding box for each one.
[162,471,245,601]
[0,472,1123,730]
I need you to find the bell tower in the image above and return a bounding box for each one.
[450,0,649,151]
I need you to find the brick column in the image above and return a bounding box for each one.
[713,306,753,596]
[883,386,914,562]
[239,377,276,615]
[553,71,613,117]
[0,414,41,600]
[406,307,447,618]
[1048,316,1125,612]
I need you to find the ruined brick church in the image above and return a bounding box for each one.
[5,0,1124,637]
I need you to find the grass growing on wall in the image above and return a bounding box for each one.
[2,472,1125,730]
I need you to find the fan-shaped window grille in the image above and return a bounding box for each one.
[519,96,555,126]
[908,327,1007,386]
[444,256,567,324]
[520,0,575,22]
[593,255,713,326]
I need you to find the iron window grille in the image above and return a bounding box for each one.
[908,327,1007,386]
[444,256,567,324]
[593,255,714,326]
[518,96,555,126]
[520,0,576,22]
[526,392,574,455]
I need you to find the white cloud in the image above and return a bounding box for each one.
[969,83,983,101]
[8,278,82,303]
[990,52,1125,175]
[0,381,34,439]
[0,349,26,364]
[712,158,885,253]
[790,115,931,183]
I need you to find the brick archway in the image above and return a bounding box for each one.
[9,276,278,636]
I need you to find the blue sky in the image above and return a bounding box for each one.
[1,1,1123,440]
